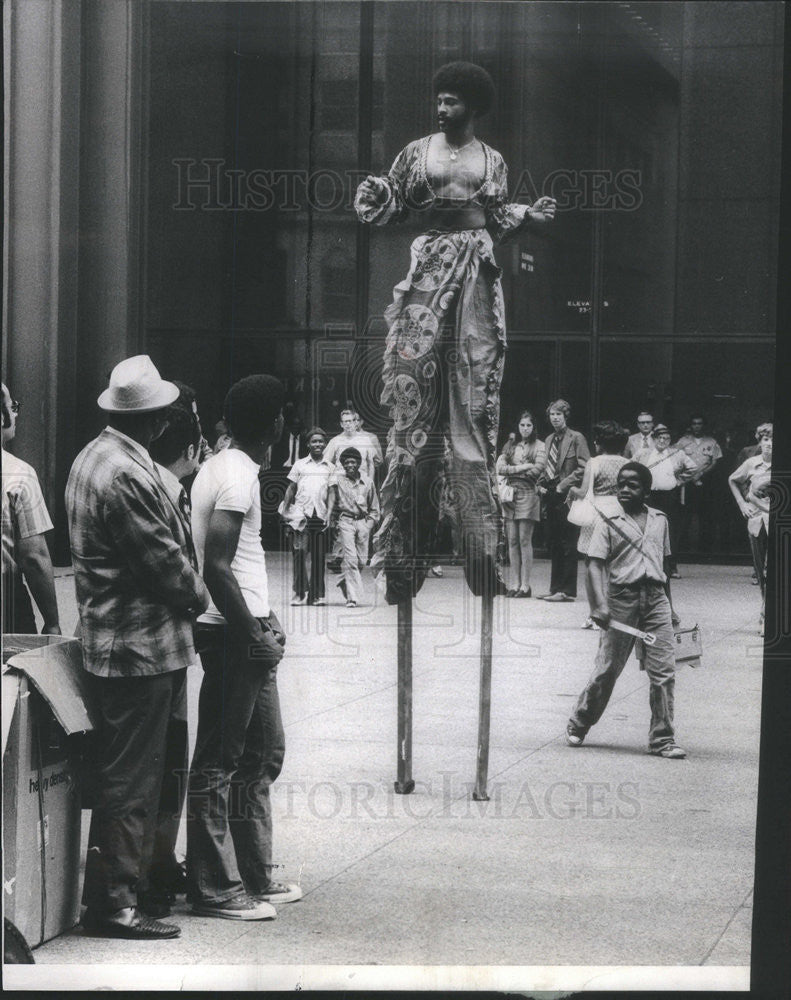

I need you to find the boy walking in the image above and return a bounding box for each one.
[565,462,687,759]
[326,447,379,607]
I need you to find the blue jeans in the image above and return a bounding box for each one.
[570,579,676,750]
[187,616,285,903]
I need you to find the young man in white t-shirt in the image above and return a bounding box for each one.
[188,375,301,921]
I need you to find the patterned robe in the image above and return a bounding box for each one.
[355,135,534,604]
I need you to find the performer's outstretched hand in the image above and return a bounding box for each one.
[358,175,390,204]
[528,195,557,223]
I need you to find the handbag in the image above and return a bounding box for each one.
[567,457,597,527]
[497,476,514,504]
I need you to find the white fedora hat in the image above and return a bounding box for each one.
[98,355,180,413]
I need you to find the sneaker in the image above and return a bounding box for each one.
[581,617,599,630]
[291,594,308,606]
[191,893,277,921]
[669,569,681,579]
[346,600,357,608]
[648,744,687,759]
[311,597,326,606]
[252,881,302,904]
[565,722,587,747]
[429,565,443,577]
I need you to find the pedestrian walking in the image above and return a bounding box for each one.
[326,447,380,607]
[281,427,333,606]
[565,462,687,759]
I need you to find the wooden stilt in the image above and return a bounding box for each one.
[473,586,494,801]
[394,594,415,794]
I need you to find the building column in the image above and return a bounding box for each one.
[75,0,148,447]
[3,0,82,561]
[3,0,147,561]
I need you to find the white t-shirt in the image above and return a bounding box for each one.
[324,431,379,480]
[191,448,269,624]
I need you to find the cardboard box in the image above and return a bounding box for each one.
[2,635,96,948]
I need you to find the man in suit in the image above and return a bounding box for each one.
[624,411,655,463]
[65,355,209,940]
[536,399,590,601]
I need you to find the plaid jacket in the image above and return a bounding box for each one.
[65,429,209,677]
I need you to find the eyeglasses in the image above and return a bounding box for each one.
[10,399,20,415]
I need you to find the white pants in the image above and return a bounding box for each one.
[338,516,370,604]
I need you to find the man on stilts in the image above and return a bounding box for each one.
[355,62,556,797]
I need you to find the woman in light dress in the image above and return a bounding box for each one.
[496,411,546,597]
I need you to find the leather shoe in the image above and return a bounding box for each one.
[82,907,181,939]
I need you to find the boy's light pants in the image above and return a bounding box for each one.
[570,579,676,750]
[339,514,371,604]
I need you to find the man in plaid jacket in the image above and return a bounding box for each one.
[65,355,209,940]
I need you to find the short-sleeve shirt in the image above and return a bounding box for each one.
[730,455,771,533]
[643,448,696,491]
[676,434,723,477]
[191,448,269,624]
[287,455,333,519]
[587,505,670,585]
[730,454,771,494]
[332,471,379,520]
[2,450,54,631]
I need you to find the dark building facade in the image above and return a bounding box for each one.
[3,1,783,560]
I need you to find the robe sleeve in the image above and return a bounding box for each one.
[483,151,531,245]
[354,143,415,226]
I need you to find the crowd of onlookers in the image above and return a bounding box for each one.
[495,401,772,634]
[1,360,773,940]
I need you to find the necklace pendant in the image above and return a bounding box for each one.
[449,150,457,161]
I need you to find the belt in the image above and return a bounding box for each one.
[339,511,367,520]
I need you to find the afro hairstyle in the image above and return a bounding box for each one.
[223,374,285,444]
[432,61,496,116]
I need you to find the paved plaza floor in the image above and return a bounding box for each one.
[9,556,763,990]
